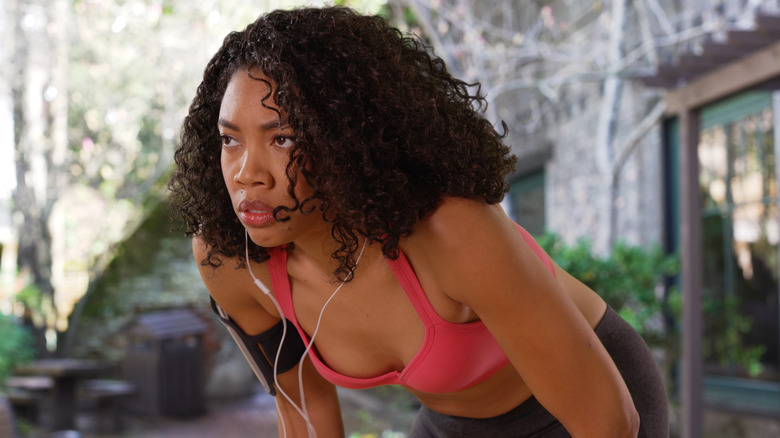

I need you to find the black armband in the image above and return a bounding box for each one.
[210,296,306,396]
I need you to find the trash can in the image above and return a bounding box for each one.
[124,308,207,417]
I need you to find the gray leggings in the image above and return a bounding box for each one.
[409,306,669,437]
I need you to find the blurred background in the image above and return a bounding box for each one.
[2,0,780,437]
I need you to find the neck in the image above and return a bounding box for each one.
[288,227,373,284]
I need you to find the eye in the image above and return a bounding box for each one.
[220,134,239,148]
[273,135,295,149]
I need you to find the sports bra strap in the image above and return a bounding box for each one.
[267,247,295,317]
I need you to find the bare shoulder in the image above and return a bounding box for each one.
[412,197,516,259]
[192,235,280,332]
[405,198,525,300]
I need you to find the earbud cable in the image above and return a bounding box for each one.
[245,232,367,438]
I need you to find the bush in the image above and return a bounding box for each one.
[0,312,35,388]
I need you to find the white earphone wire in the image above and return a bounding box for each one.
[244,232,368,438]
[296,240,367,421]
[244,232,306,437]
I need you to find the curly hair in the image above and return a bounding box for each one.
[168,6,516,281]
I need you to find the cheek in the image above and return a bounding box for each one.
[292,171,314,198]
[220,154,234,187]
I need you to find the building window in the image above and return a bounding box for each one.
[698,91,779,412]
[508,169,545,235]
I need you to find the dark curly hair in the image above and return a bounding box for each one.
[168,6,516,281]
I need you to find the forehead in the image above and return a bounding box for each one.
[219,68,280,121]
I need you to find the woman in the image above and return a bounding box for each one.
[169,6,668,437]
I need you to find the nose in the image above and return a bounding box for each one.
[233,146,274,188]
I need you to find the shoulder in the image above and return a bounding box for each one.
[407,197,553,303]
[192,236,275,286]
[192,236,281,331]
[410,196,517,261]
[420,196,505,234]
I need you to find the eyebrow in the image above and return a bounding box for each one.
[217,118,291,132]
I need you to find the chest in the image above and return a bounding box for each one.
[290,253,466,378]
[287,259,426,378]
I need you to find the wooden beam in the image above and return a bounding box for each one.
[655,64,698,82]
[700,40,757,59]
[678,55,733,74]
[755,13,780,32]
[725,29,778,47]
[637,75,684,88]
[753,76,780,90]
[679,108,703,438]
[665,39,780,113]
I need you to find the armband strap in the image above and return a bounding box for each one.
[210,296,306,396]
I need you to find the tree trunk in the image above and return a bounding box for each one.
[594,0,626,254]
[11,0,70,357]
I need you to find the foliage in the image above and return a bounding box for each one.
[14,283,43,319]
[0,313,34,388]
[703,295,766,377]
[537,232,764,377]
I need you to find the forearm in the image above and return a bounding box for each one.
[275,386,344,438]
[274,358,344,438]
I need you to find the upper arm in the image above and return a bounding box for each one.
[417,199,637,436]
[192,236,279,333]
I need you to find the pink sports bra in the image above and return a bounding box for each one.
[268,223,555,394]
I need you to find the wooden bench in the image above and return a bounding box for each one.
[4,376,53,425]
[78,379,136,433]
[1,394,80,438]
[5,377,53,392]
[5,389,39,426]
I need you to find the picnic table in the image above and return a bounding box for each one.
[15,359,108,431]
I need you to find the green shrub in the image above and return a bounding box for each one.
[0,312,35,388]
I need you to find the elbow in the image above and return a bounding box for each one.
[567,404,639,438]
[608,388,639,437]
[630,408,640,437]
[586,404,639,438]
[617,405,640,438]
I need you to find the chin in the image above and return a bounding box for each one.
[245,228,288,249]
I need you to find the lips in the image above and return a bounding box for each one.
[237,199,276,227]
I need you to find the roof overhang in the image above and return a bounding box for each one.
[638,13,780,113]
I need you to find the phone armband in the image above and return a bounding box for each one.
[210,296,306,396]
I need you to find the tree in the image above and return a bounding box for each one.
[7,0,70,354]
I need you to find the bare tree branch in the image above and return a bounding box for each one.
[612,99,667,182]
[643,0,677,35]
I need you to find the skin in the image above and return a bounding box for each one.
[197,68,640,437]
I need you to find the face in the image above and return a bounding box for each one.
[218,68,326,248]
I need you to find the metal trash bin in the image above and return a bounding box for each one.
[123,308,207,417]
